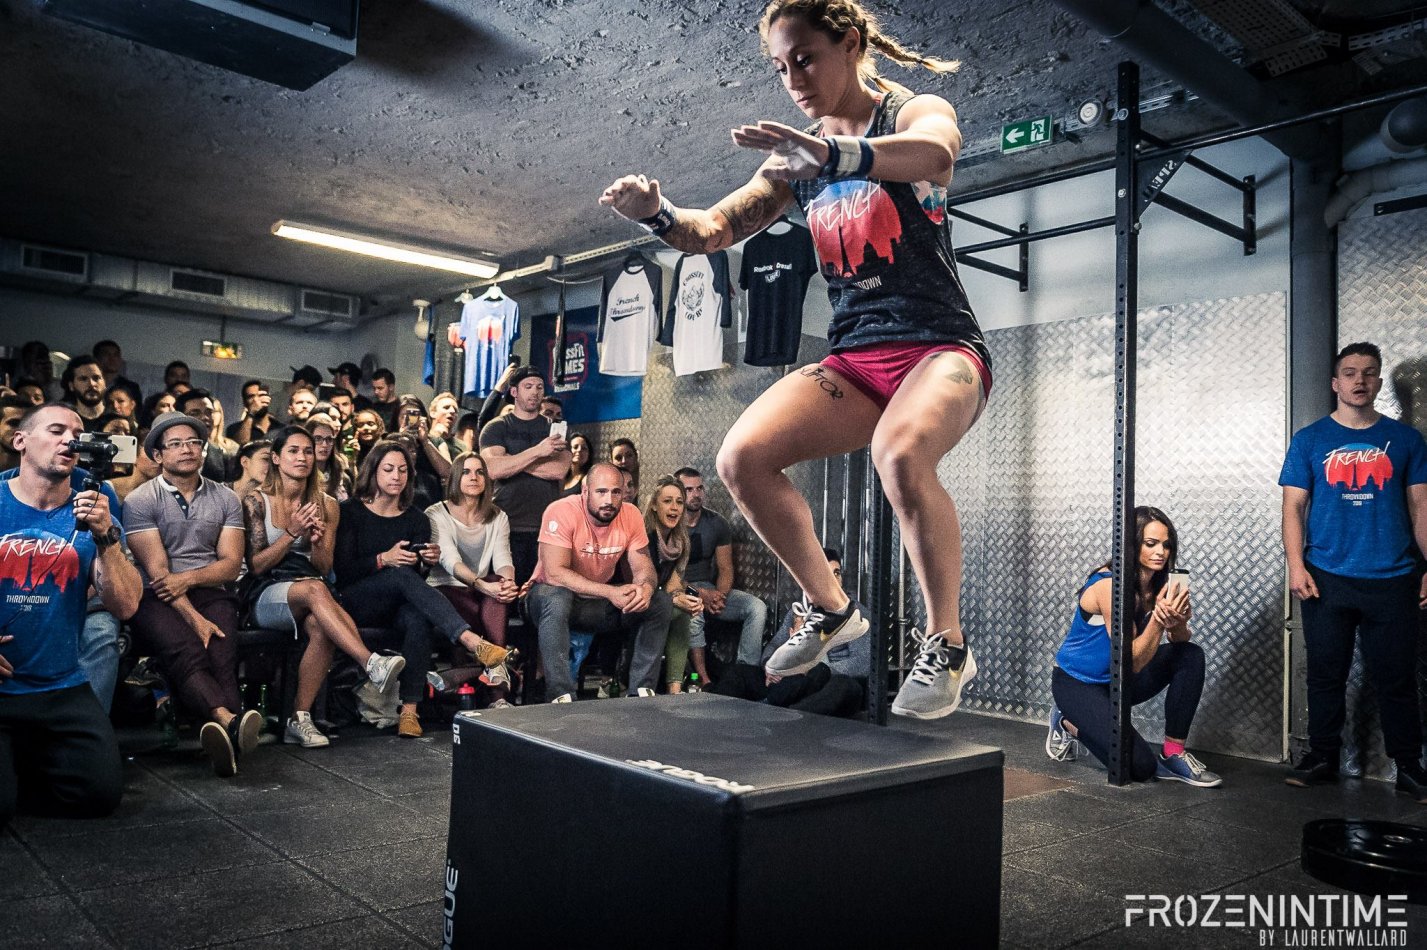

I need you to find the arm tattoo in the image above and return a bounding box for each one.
[660,180,790,254]
[242,492,269,565]
[712,181,790,247]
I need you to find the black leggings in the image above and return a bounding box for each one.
[340,567,470,704]
[1051,641,1206,783]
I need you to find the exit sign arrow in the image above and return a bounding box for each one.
[1001,116,1055,154]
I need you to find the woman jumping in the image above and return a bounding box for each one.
[600,0,990,719]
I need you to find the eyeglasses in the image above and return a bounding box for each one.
[161,438,206,451]
[312,436,336,445]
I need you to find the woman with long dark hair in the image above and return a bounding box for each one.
[1046,506,1220,787]
[601,0,990,720]
[335,440,515,737]
[241,426,405,749]
[426,451,518,706]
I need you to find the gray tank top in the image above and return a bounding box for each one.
[260,493,313,560]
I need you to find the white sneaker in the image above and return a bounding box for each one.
[891,631,977,721]
[285,712,330,748]
[550,693,573,704]
[366,653,406,693]
[633,687,656,698]
[1046,703,1078,762]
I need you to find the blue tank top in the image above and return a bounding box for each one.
[0,481,95,695]
[1054,571,1115,685]
[790,90,990,372]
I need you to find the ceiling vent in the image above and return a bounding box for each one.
[19,243,89,282]
[299,288,358,323]
[0,238,363,332]
[170,269,228,298]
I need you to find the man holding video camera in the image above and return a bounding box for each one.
[0,403,142,827]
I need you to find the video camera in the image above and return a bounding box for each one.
[67,432,138,491]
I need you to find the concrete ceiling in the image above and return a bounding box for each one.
[2,0,1425,316]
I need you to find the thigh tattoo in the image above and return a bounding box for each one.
[800,364,844,400]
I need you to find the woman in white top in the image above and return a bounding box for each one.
[426,451,518,705]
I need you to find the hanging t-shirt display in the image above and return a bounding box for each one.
[457,292,520,397]
[738,220,817,367]
[598,255,662,377]
[660,251,732,377]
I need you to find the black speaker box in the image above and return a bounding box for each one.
[444,694,1002,948]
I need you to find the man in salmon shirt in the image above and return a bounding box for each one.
[527,462,672,703]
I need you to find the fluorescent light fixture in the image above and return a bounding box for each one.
[272,220,499,278]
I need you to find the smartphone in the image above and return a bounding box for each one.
[1166,569,1190,595]
[685,586,702,599]
[549,420,568,440]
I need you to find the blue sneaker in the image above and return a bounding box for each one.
[1046,704,1077,762]
[1157,750,1223,787]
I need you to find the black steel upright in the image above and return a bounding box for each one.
[1108,61,1141,786]
[865,458,895,726]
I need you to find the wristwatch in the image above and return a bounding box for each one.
[93,525,121,549]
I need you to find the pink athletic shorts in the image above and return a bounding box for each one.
[820,340,992,410]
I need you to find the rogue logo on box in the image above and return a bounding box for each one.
[442,863,459,949]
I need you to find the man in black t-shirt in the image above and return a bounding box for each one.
[479,367,571,582]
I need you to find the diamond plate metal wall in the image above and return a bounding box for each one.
[904,294,1288,761]
[1335,206,1427,781]
[639,331,831,626]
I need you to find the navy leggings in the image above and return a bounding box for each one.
[1051,641,1206,783]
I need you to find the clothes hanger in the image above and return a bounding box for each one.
[767,215,794,235]
[482,284,504,300]
[456,288,474,303]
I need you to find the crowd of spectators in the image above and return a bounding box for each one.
[0,339,868,825]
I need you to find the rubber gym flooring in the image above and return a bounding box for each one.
[5,710,1427,948]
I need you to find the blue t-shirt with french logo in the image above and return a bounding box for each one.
[1279,415,1427,579]
[0,481,95,695]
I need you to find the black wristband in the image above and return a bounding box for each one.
[639,198,677,236]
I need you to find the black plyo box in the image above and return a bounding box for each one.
[445,694,1003,948]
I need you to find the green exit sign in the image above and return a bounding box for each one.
[1000,116,1054,154]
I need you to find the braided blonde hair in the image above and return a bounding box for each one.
[759,0,959,95]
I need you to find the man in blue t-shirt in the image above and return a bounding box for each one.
[0,403,143,827]
[1279,342,1427,801]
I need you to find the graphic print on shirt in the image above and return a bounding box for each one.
[0,529,81,605]
[1324,442,1393,505]
[805,180,902,286]
[546,331,591,391]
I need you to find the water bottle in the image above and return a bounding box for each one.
[154,686,179,750]
[688,672,702,694]
[258,683,275,731]
[457,683,477,711]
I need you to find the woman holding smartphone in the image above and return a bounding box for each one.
[643,476,708,693]
[1046,506,1221,787]
[334,440,514,738]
